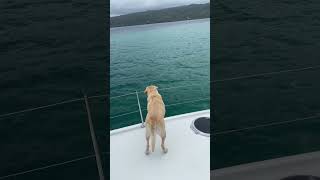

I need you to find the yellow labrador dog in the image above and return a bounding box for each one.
[144,85,168,155]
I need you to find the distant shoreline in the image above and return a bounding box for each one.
[110,17,210,29]
[110,3,209,28]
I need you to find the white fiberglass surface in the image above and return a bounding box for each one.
[110,110,210,180]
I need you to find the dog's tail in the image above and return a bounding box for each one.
[151,127,156,152]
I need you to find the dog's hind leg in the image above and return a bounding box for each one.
[151,128,156,152]
[145,136,150,155]
[145,124,151,155]
[161,131,168,154]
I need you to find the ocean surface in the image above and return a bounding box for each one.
[213,0,320,169]
[110,19,210,130]
[0,1,107,179]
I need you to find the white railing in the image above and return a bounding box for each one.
[135,91,145,127]
[109,97,210,120]
[0,152,108,180]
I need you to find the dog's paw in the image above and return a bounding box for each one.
[163,148,168,154]
[145,150,150,155]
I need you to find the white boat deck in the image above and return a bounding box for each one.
[211,150,320,180]
[110,110,210,180]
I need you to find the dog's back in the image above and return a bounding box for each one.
[147,93,165,127]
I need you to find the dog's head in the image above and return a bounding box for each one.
[144,85,158,96]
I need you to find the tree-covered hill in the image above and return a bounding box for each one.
[110,3,210,28]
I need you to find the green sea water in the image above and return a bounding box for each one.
[110,18,210,130]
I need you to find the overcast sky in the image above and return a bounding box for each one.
[110,0,210,17]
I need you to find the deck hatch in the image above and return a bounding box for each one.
[191,117,210,137]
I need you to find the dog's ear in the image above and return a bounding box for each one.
[144,87,148,94]
[150,85,158,89]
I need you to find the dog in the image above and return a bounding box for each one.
[144,85,168,155]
